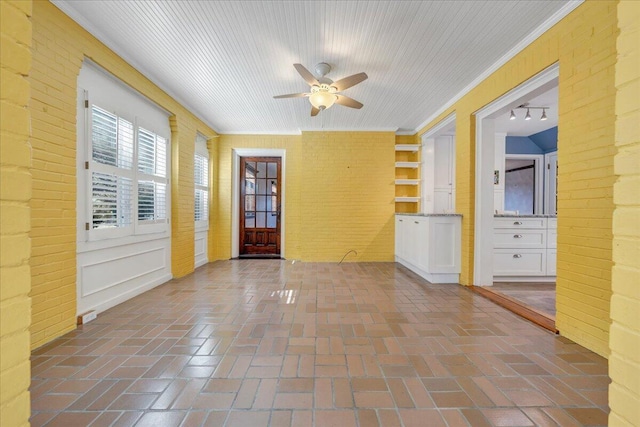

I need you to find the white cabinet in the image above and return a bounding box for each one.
[493,216,557,280]
[422,136,455,213]
[433,136,455,213]
[395,214,461,283]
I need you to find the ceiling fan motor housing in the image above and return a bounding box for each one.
[315,62,331,77]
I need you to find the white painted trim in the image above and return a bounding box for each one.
[231,148,286,259]
[299,127,398,133]
[415,1,581,135]
[544,151,558,215]
[420,113,456,140]
[473,64,559,286]
[224,130,302,136]
[83,273,173,316]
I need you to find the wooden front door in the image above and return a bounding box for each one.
[239,157,281,256]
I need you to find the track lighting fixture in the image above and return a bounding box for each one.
[510,103,550,121]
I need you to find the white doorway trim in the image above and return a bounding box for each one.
[544,151,558,215]
[231,148,286,259]
[473,63,559,286]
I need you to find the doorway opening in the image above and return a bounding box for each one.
[239,156,281,258]
[231,148,286,259]
[473,64,559,331]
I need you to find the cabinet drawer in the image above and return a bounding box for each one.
[494,217,546,229]
[494,230,546,249]
[494,250,546,276]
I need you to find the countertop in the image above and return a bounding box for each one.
[396,213,462,217]
[494,214,557,218]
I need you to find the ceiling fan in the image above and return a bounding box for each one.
[273,63,368,116]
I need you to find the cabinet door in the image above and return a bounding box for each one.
[434,137,452,189]
[395,216,405,260]
[413,218,430,271]
[433,190,450,213]
[404,219,420,266]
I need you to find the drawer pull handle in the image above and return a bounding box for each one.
[399,219,403,222]
[513,234,523,238]
[513,254,522,258]
[414,221,419,224]
[513,221,523,225]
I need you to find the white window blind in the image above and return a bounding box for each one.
[137,127,168,224]
[87,105,169,237]
[91,172,133,228]
[194,134,209,229]
[79,62,171,242]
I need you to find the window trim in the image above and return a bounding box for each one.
[194,134,210,232]
[77,62,171,248]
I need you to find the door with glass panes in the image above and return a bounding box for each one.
[239,157,281,256]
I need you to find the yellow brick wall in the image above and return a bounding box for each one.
[29,1,217,349]
[215,132,395,261]
[170,117,195,277]
[609,1,640,425]
[0,0,33,425]
[416,1,618,356]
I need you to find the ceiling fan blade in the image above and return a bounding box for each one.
[294,63,319,86]
[332,72,368,91]
[335,95,363,109]
[311,106,320,117]
[273,93,309,99]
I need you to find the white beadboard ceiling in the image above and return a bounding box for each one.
[52,0,579,135]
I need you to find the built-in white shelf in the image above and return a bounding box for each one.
[395,179,420,185]
[395,144,420,152]
[395,161,420,168]
[395,197,420,202]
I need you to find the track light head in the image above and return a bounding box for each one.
[509,110,516,120]
[541,108,547,121]
[525,109,531,120]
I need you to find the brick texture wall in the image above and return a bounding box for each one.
[29,1,217,349]
[216,132,395,262]
[170,117,196,277]
[299,132,395,261]
[609,1,640,425]
[416,1,618,356]
[0,1,33,425]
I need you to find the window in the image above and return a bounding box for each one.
[90,106,134,232]
[194,134,209,229]
[88,104,169,238]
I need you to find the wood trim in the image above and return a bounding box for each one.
[471,285,557,333]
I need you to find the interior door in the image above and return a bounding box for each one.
[240,157,281,256]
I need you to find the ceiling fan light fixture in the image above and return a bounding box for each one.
[309,84,337,110]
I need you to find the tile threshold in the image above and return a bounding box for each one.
[471,285,557,333]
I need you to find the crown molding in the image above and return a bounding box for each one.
[413,0,583,136]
